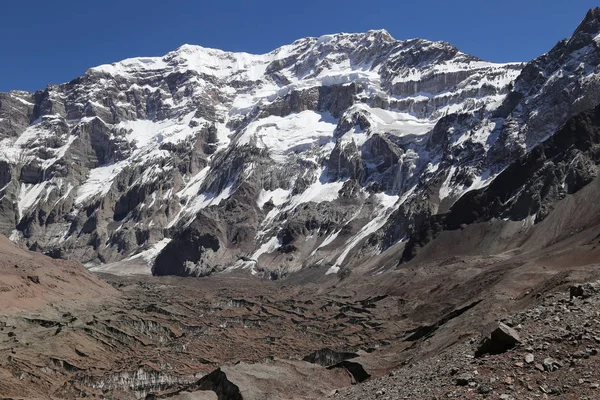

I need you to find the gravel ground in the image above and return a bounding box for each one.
[334,283,600,400]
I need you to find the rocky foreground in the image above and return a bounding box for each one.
[337,283,600,400]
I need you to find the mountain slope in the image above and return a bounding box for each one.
[398,8,600,263]
[0,233,116,314]
[0,29,522,276]
[1,10,600,278]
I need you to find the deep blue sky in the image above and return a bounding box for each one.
[0,1,597,92]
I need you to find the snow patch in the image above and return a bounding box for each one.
[439,166,457,201]
[286,179,345,209]
[256,188,291,208]
[18,182,50,220]
[75,161,128,205]
[251,236,281,261]
[237,111,337,163]
[128,238,172,264]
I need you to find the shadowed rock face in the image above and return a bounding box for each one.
[303,348,360,367]
[153,229,220,277]
[475,323,521,357]
[328,361,371,383]
[194,369,242,400]
[401,102,600,262]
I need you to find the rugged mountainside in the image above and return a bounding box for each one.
[3,7,600,400]
[1,10,600,278]
[0,28,521,276]
[399,9,600,262]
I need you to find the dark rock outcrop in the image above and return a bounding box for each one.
[475,323,521,357]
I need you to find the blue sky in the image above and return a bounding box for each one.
[0,1,597,92]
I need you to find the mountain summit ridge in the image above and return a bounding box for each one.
[0,10,599,278]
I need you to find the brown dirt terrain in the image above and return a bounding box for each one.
[0,234,117,314]
[1,179,600,399]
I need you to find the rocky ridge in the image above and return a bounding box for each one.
[0,26,526,276]
[1,9,600,283]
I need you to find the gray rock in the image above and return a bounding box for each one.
[475,323,522,357]
[570,283,599,299]
[455,373,473,386]
[525,353,534,364]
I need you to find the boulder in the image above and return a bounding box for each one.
[475,323,521,357]
[455,373,473,386]
[569,283,598,299]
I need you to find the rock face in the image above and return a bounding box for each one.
[401,100,600,262]
[1,10,600,277]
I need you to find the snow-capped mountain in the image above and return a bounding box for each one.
[1,9,599,278]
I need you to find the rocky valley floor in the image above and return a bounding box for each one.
[2,220,600,399]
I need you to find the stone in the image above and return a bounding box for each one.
[525,353,534,364]
[478,384,492,394]
[455,373,473,386]
[569,284,598,300]
[534,363,545,372]
[542,357,561,372]
[475,323,522,357]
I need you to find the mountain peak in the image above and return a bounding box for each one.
[566,7,600,52]
[367,29,394,41]
[310,29,395,46]
[578,7,600,34]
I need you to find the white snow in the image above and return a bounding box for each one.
[117,111,198,149]
[465,169,494,192]
[251,236,281,261]
[358,104,435,137]
[90,57,169,77]
[311,230,342,257]
[177,167,211,200]
[316,35,336,46]
[75,161,128,205]
[237,111,337,162]
[285,178,345,209]
[127,238,172,264]
[439,166,457,201]
[373,192,400,208]
[89,238,172,276]
[18,182,49,219]
[326,191,403,275]
[256,188,291,208]
[9,230,20,242]
[338,125,369,148]
[170,182,236,230]
[327,213,386,274]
